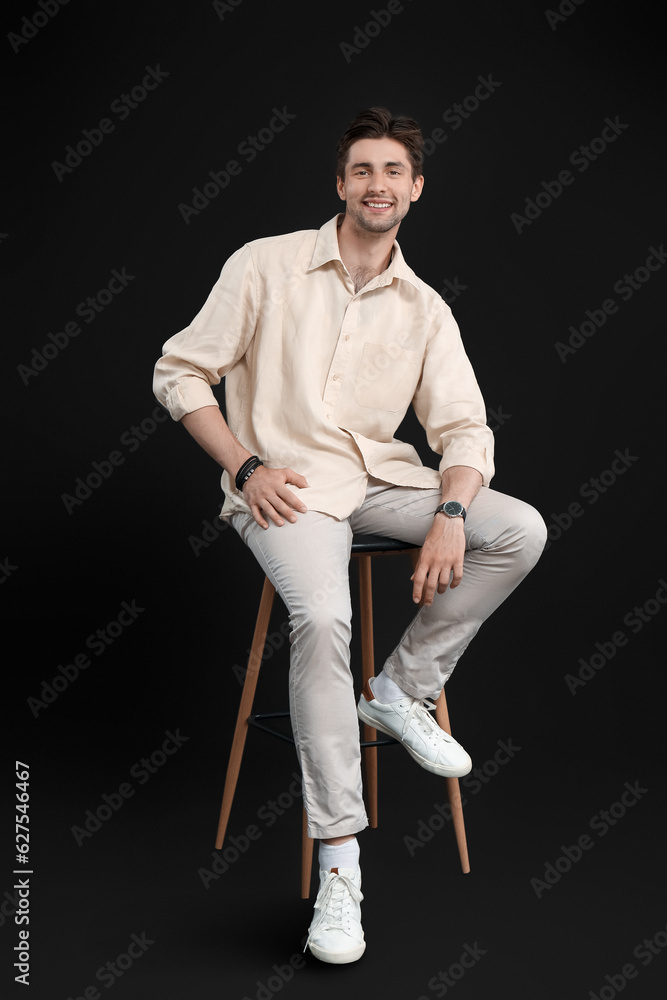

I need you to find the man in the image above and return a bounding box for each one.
[153,107,546,965]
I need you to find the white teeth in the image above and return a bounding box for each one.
[366,202,391,208]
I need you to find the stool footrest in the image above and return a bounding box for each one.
[247,713,295,745]
[247,712,397,749]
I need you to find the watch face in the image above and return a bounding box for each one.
[444,501,464,517]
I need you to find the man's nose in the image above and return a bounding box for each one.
[367,173,387,191]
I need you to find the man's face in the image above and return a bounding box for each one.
[337,137,424,234]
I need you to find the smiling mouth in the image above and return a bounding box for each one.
[363,200,393,210]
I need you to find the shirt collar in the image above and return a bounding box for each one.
[308,214,422,291]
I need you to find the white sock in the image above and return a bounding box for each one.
[319,837,360,872]
[372,670,410,704]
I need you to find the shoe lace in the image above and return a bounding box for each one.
[403,699,456,747]
[305,871,364,951]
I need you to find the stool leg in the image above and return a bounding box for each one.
[301,807,315,898]
[215,577,275,850]
[358,554,378,828]
[435,689,471,874]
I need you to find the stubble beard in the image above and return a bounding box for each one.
[346,201,407,235]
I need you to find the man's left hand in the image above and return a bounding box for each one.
[410,514,466,606]
[410,513,466,606]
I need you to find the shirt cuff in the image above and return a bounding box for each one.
[164,377,219,421]
[438,446,494,487]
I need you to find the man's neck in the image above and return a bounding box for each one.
[337,214,397,289]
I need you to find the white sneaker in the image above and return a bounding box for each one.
[305,867,365,964]
[357,678,472,777]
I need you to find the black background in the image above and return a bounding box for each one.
[5,1,666,998]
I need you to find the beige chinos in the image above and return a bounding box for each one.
[231,477,547,840]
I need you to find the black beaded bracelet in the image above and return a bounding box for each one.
[235,456,263,491]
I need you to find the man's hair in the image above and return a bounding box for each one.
[336,107,425,181]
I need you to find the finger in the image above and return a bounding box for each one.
[275,486,308,515]
[251,501,285,529]
[283,471,310,505]
[263,486,310,524]
[450,554,464,589]
[422,570,438,607]
[284,468,310,489]
[435,564,455,593]
[265,488,308,522]
[250,503,270,530]
[411,566,427,604]
[264,499,296,523]
[245,482,301,523]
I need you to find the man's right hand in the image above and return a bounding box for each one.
[179,407,310,529]
[242,465,310,528]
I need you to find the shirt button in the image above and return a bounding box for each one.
[344,335,350,341]
[333,374,341,381]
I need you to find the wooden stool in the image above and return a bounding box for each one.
[215,534,470,896]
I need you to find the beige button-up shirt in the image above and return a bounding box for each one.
[153,215,494,520]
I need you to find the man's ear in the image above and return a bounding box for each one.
[336,175,346,202]
[410,175,424,203]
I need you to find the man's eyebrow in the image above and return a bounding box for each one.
[349,160,408,170]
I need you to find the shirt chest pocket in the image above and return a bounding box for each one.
[353,342,421,412]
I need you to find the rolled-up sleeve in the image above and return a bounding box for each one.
[412,299,495,486]
[153,244,257,421]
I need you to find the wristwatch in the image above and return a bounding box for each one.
[434,500,466,522]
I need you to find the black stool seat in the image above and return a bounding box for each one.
[351,534,415,553]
